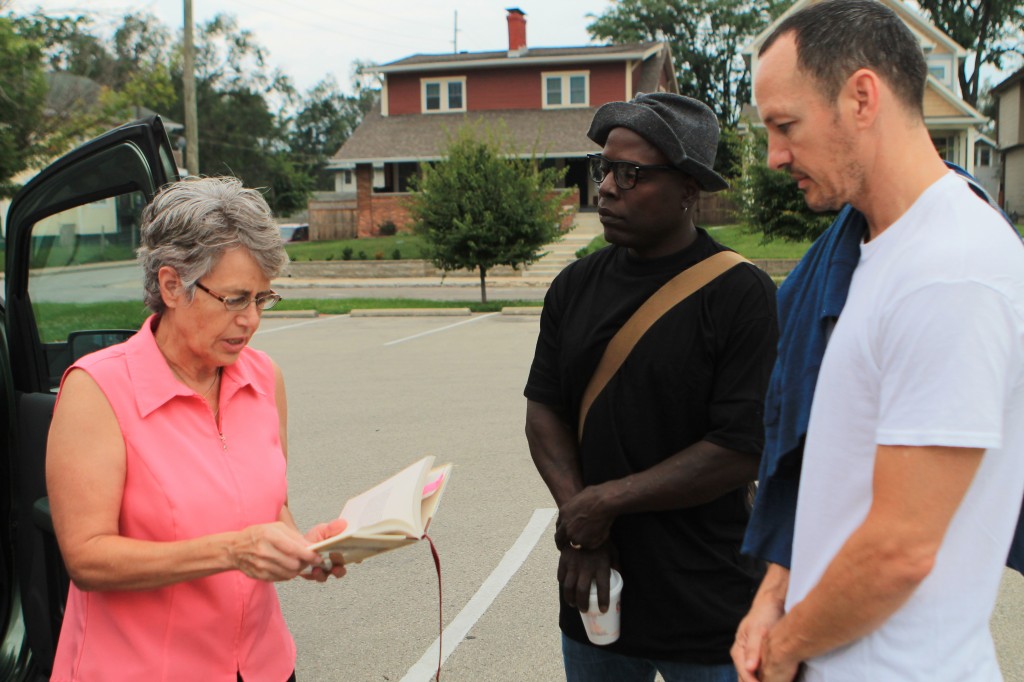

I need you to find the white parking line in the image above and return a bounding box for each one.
[401,507,557,682]
[256,315,348,336]
[384,313,499,347]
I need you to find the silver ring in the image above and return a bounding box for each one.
[569,541,583,550]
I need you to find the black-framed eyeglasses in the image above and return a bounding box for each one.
[587,153,678,190]
[195,281,282,312]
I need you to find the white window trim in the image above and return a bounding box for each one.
[420,76,467,114]
[542,71,590,109]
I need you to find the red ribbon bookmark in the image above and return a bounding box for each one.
[425,534,442,681]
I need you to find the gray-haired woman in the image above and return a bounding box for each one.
[46,176,345,682]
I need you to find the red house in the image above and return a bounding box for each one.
[318,8,678,239]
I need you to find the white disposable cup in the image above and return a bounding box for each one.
[578,568,622,645]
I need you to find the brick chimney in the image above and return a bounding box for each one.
[506,8,527,56]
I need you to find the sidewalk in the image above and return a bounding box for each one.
[273,212,604,292]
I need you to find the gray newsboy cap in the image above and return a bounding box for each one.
[588,92,729,192]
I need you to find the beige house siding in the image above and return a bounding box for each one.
[743,0,986,173]
[998,84,1022,148]
[923,89,963,117]
[1004,151,1024,217]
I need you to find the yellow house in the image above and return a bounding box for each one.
[743,0,988,174]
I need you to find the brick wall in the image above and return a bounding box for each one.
[387,61,631,115]
[355,165,415,237]
[557,187,580,231]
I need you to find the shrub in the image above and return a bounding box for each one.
[378,220,397,236]
[392,249,402,260]
[342,246,353,260]
[357,250,368,260]
[374,251,385,260]
[576,235,607,259]
[407,121,567,302]
[728,128,835,242]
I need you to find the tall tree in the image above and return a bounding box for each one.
[0,15,47,197]
[289,76,372,190]
[408,125,567,302]
[177,13,311,214]
[11,10,175,152]
[587,0,787,125]
[12,12,113,79]
[913,0,1024,108]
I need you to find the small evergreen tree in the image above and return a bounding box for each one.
[408,124,568,302]
[729,127,835,242]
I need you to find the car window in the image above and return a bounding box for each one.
[28,189,147,390]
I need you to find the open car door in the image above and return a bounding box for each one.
[0,116,179,680]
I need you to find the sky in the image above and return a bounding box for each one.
[7,0,615,93]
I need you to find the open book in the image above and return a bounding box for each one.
[308,456,452,565]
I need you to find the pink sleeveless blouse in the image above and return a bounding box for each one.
[51,316,296,682]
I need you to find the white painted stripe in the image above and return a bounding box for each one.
[384,313,499,347]
[255,315,348,336]
[401,507,557,682]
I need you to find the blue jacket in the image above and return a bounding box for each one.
[742,164,1024,574]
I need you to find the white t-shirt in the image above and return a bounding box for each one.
[789,172,1024,681]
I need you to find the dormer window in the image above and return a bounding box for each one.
[422,77,466,113]
[543,71,589,109]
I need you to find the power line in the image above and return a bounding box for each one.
[216,0,452,51]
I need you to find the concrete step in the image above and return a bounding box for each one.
[524,211,602,277]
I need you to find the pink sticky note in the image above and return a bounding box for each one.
[422,473,445,498]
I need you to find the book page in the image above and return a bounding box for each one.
[420,463,453,533]
[338,455,433,536]
[328,535,418,565]
[308,456,434,552]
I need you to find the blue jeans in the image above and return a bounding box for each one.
[562,634,737,682]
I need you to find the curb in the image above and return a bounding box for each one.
[263,309,319,319]
[349,308,472,317]
[501,307,543,316]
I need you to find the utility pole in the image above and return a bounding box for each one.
[452,10,459,53]
[183,0,199,176]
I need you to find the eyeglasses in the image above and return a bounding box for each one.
[195,281,282,312]
[587,153,679,190]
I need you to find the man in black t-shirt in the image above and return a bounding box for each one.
[524,93,778,681]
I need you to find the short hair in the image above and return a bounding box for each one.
[137,176,288,314]
[759,0,927,118]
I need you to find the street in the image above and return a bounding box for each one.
[250,313,1024,682]
[18,262,551,303]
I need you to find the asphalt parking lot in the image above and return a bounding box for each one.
[251,312,1024,682]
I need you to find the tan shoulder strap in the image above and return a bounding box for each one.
[577,250,749,442]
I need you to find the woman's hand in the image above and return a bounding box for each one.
[229,521,332,582]
[298,519,348,582]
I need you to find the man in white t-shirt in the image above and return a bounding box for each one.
[731,1,1024,681]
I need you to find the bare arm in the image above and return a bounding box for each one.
[47,368,325,592]
[526,399,759,609]
[732,563,790,682]
[759,444,984,682]
[525,399,584,509]
[270,362,346,581]
[557,438,758,550]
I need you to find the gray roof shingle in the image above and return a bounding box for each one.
[374,42,662,72]
[330,103,600,164]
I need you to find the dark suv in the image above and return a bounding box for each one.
[1,116,179,679]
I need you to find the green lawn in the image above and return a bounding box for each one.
[575,224,815,260]
[285,235,427,262]
[275,298,540,314]
[33,298,543,343]
[707,225,815,259]
[34,302,152,343]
